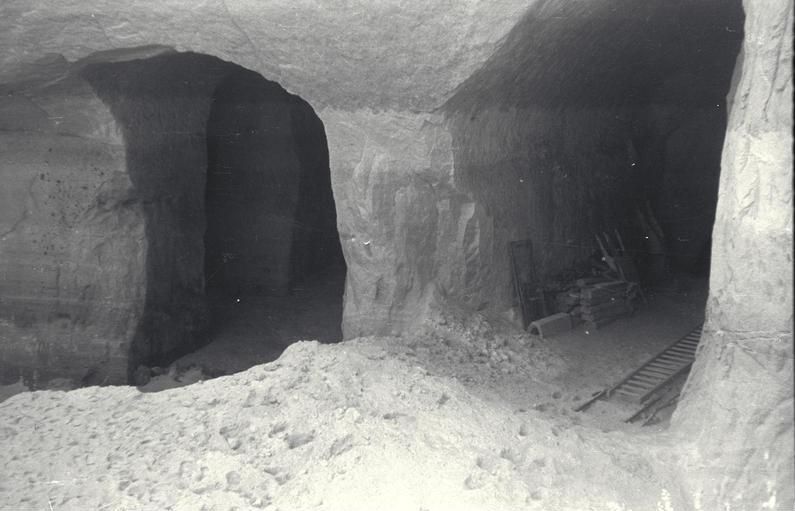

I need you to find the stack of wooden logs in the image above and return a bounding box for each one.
[569,278,640,329]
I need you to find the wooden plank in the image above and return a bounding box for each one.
[635,369,668,379]
[622,381,653,392]
[667,347,695,356]
[647,363,680,373]
[640,367,672,377]
[648,359,681,368]
[632,374,665,384]
[649,357,685,367]
[615,390,643,403]
[615,388,643,397]
[659,352,690,360]
[638,362,695,403]
[660,352,691,361]
[657,357,688,366]
[630,379,662,389]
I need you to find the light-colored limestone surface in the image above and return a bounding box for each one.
[0,0,529,111]
[672,0,794,508]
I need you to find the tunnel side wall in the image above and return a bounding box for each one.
[0,64,146,385]
[81,53,238,371]
[445,106,637,312]
[289,99,344,284]
[671,0,794,507]
[323,110,456,337]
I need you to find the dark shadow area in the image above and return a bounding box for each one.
[81,51,345,382]
[199,66,346,376]
[444,0,743,298]
[204,68,344,299]
[441,0,744,425]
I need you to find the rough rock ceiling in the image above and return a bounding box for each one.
[445,0,745,111]
[0,1,744,112]
[0,0,532,111]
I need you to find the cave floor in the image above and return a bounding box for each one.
[161,270,707,432]
[1,271,707,432]
[176,266,346,377]
[544,274,708,430]
[0,275,709,510]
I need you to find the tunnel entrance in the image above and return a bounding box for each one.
[195,66,346,376]
[443,0,745,426]
[79,50,345,384]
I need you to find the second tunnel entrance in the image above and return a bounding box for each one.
[81,49,346,382]
[198,65,346,374]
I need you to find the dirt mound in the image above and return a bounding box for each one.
[0,336,688,511]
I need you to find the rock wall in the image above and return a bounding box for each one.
[0,58,145,385]
[323,110,457,337]
[0,0,537,342]
[445,106,638,312]
[0,0,529,112]
[289,98,344,284]
[81,52,240,372]
[671,0,794,508]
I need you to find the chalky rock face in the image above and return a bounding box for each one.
[0,0,529,112]
[0,56,144,384]
[672,0,794,508]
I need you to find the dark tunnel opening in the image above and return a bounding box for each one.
[443,0,745,423]
[80,51,346,382]
[200,66,346,375]
[445,0,744,297]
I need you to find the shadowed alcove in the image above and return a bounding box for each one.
[80,51,345,378]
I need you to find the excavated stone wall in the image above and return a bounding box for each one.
[0,0,533,341]
[445,106,637,313]
[323,110,458,337]
[0,57,145,384]
[80,52,238,374]
[671,0,794,508]
[289,99,344,286]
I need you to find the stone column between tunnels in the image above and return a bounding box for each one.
[670,0,794,508]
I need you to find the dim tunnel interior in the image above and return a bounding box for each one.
[81,51,346,381]
[443,0,745,418]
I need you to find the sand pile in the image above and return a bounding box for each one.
[0,333,688,511]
